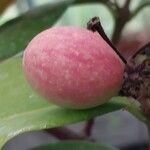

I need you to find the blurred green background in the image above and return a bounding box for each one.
[0,0,149,37]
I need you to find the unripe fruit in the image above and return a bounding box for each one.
[23,26,124,109]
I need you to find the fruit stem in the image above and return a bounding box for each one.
[146,122,150,150]
[84,118,94,137]
[87,17,127,64]
[46,127,88,140]
[131,42,150,59]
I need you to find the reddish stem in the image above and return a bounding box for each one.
[46,127,87,140]
[84,119,94,137]
[132,42,150,59]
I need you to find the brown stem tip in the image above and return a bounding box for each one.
[87,16,127,64]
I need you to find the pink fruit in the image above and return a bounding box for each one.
[23,26,124,109]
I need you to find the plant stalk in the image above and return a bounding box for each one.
[84,118,94,137]
[46,127,88,140]
[146,122,150,150]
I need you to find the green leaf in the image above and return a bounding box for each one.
[0,1,69,61]
[31,141,118,150]
[0,58,144,149]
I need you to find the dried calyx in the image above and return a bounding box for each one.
[121,45,150,116]
[88,17,150,117]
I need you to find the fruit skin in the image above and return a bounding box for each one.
[23,26,124,109]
